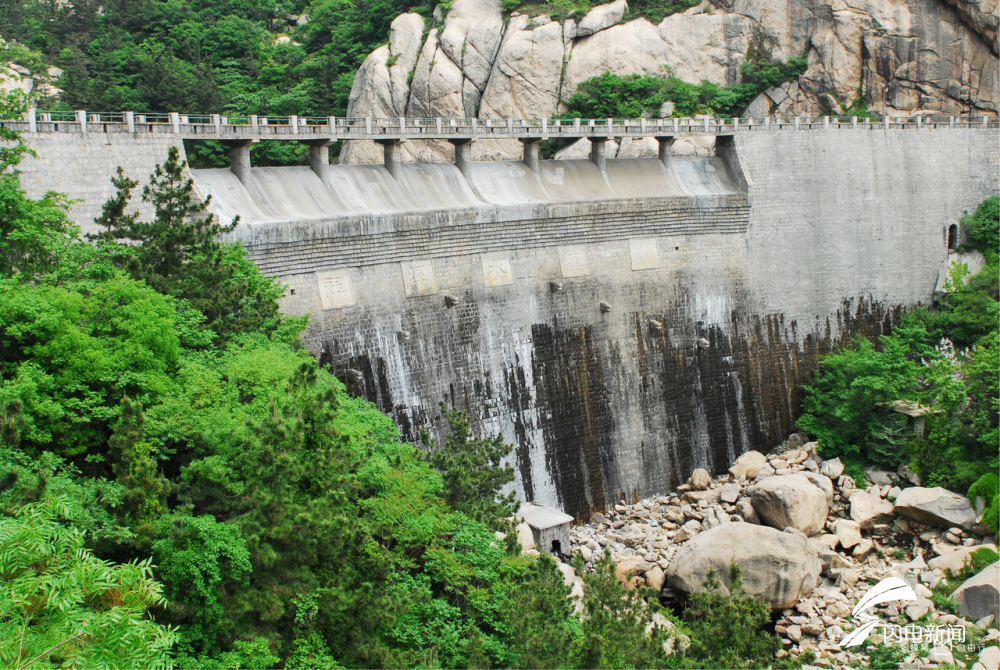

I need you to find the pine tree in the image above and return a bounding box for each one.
[94,147,282,343]
[423,403,519,532]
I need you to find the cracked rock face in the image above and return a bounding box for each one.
[341,0,998,164]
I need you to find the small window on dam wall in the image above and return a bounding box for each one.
[948,224,959,250]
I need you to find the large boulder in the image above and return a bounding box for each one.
[748,474,829,536]
[667,524,822,609]
[953,561,1000,622]
[690,468,712,490]
[575,0,628,37]
[728,450,768,480]
[849,490,895,528]
[894,487,977,528]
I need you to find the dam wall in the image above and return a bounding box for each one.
[205,127,999,519]
[13,123,997,519]
[15,133,184,233]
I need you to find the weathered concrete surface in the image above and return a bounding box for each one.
[204,128,997,519]
[15,133,183,232]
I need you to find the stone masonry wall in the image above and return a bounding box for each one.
[15,132,185,236]
[253,128,998,520]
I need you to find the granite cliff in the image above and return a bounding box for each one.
[341,0,999,163]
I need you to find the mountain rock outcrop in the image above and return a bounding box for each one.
[342,0,998,163]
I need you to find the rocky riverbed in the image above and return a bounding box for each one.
[517,438,1000,669]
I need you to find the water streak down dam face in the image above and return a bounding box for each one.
[191,129,999,521]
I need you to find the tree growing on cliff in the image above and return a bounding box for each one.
[92,147,285,344]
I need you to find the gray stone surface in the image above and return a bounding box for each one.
[894,486,978,528]
[667,523,822,609]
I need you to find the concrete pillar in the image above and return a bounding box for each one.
[655,136,674,167]
[377,139,402,179]
[75,110,87,135]
[520,138,541,174]
[590,137,607,173]
[169,112,181,133]
[26,108,37,133]
[226,140,254,184]
[304,140,332,178]
[449,139,472,178]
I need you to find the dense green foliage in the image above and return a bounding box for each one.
[798,196,999,495]
[562,35,808,119]
[423,402,519,532]
[0,97,803,666]
[0,496,176,669]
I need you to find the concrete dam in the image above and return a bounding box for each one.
[11,114,1000,519]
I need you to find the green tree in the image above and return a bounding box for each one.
[575,550,677,668]
[681,565,785,669]
[424,402,519,532]
[93,147,284,344]
[0,496,177,669]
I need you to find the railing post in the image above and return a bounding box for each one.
[328,116,336,133]
[640,118,646,133]
[250,115,259,134]
[824,115,829,128]
[984,116,989,128]
[209,113,220,135]
[795,116,800,130]
[289,115,299,134]
[673,118,679,132]
[542,117,548,136]
[365,116,372,134]
[732,117,739,130]
[471,118,478,135]
[169,112,180,133]
[437,118,443,134]
[949,116,954,129]
[851,116,857,128]
[704,117,710,132]
[75,110,87,135]
[399,116,406,136]
[573,118,580,132]
[764,116,770,130]
[916,116,922,130]
[884,116,889,131]
[606,118,613,137]
[25,108,37,133]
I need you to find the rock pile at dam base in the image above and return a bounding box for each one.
[514,435,1000,669]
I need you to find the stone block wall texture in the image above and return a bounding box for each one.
[15,133,185,236]
[248,129,998,520]
[13,127,998,519]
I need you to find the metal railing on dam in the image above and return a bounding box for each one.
[3,110,998,140]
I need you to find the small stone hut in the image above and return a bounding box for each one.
[518,501,573,556]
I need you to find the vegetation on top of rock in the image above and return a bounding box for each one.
[561,36,808,119]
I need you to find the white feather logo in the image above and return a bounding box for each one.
[840,577,918,648]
